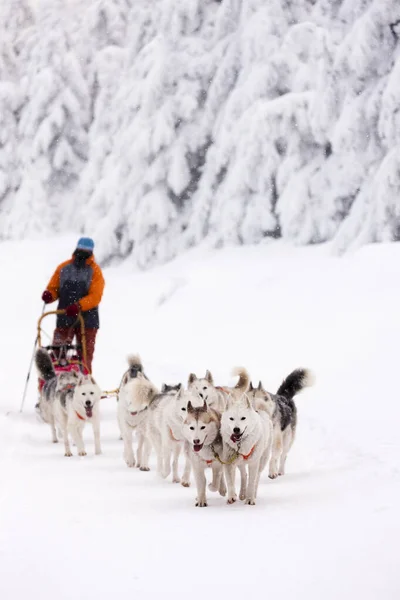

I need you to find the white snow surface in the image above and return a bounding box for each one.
[1,0,400,265]
[0,236,399,599]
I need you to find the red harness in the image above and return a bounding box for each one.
[241,445,256,461]
[75,411,85,421]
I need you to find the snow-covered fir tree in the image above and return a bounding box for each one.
[0,0,399,264]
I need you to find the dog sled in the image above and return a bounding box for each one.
[37,310,89,391]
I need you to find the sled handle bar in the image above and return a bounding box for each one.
[37,310,87,368]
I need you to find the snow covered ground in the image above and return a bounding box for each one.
[0,236,399,599]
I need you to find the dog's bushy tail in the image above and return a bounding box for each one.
[276,368,315,400]
[232,367,250,393]
[127,354,147,379]
[35,348,55,381]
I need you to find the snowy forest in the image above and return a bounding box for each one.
[0,0,400,268]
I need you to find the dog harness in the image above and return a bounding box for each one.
[75,411,86,421]
[169,428,181,442]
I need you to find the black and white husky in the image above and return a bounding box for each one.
[248,368,315,478]
[36,348,102,457]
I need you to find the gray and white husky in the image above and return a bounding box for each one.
[35,348,81,444]
[221,395,273,505]
[248,368,315,479]
[188,367,250,412]
[118,354,159,470]
[182,400,227,507]
[36,348,103,457]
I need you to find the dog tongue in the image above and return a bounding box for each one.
[231,434,240,443]
[86,407,93,418]
[193,444,203,452]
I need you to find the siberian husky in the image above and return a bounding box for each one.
[35,348,81,443]
[248,368,315,478]
[188,367,250,412]
[182,400,227,507]
[148,385,195,486]
[118,355,159,470]
[220,395,272,505]
[36,348,103,457]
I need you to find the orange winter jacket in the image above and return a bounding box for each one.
[46,255,105,328]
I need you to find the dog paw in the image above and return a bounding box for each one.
[95,449,102,456]
[64,451,73,457]
[245,498,256,506]
[208,483,218,492]
[195,500,208,507]
[126,459,136,468]
[227,495,237,505]
[239,492,246,501]
[78,451,87,457]
[219,486,227,497]
[140,466,150,472]
[278,471,285,477]
[269,473,278,480]
[181,481,191,488]
[172,477,181,484]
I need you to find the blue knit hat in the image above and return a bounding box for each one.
[76,237,94,251]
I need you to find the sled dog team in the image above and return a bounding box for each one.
[36,349,314,507]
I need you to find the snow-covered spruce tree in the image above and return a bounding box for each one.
[4,0,91,239]
[81,0,222,267]
[0,9,24,237]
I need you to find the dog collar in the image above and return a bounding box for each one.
[75,411,86,421]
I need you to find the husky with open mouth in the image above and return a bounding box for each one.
[36,348,103,457]
[118,354,159,470]
[221,394,272,505]
[182,400,227,507]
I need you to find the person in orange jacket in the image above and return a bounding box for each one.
[41,237,105,373]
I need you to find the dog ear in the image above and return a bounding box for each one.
[188,373,197,385]
[176,383,182,390]
[245,394,252,409]
[122,372,130,386]
[90,375,97,385]
[161,383,167,393]
[201,400,208,412]
[205,370,214,385]
[187,401,194,413]
[249,381,254,391]
[257,381,262,391]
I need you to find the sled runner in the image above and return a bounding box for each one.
[37,310,89,391]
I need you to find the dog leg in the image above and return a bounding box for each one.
[50,416,58,444]
[224,463,237,504]
[181,452,191,487]
[269,430,282,479]
[140,437,151,472]
[239,464,248,501]
[245,460,260,505]
[149,428,163,475]
[208,463,220,492]
[136,431,144,469]
[279,427,295,476]
[123,425,135,467]
[93,414,102,456]
[61,414,72,457]
[193,463,208,507]
[219,469,227,497]
[172,442,181,483]
[161,434,172,479]
[70,423,86,456]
